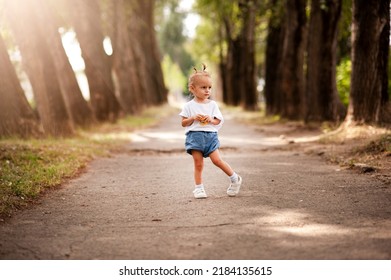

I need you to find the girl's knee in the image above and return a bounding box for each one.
[194,160,204,170]
[211,157,223,167]
[195,162,203,170]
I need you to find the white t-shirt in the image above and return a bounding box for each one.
[179,99,224,133]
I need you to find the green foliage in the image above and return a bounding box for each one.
[161,54,187,94]
[336,58,351,106]
[190,19,223,64]
[337,0,352,60]
[156,1,194,75]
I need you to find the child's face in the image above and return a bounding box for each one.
[191,76,212,101]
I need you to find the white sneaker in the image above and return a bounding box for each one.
[193,187,207,199]
[227,175,242,197]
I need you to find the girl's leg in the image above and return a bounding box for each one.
[209,149,234,176]
[191,150,204,185]
[210,149,242,197]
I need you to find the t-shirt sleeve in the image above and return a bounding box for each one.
[212,101,224,128]
[179,103,190,118]
[212,102,224,121]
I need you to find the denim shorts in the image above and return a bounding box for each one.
[185,131,220,158]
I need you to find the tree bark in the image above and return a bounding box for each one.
[264,0,283,115]
[0,34,41,138]
[133,0,167,106]
[277,0,307,120]
[35,0,95,128]
[306,0,345,122]
[237,0,259,111]
[69,0,121,122]
[110,0,144,114]
[5,0,74,137]
[222,0,259,110]
[347,0,390,124]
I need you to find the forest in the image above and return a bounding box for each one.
[0,0,390,138]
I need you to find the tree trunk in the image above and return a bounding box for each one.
[225,35,242,106]
[278,0,307,120]
[5,0,74,137]
[237,0,259,111]
[347,0,390,124]
[264,0,284,115]
[35,0,95,128]
[306,0,345,122]
[110,0,144,114]
[133,0,167,106]
[69,0,121,122]
[0,34,41,138]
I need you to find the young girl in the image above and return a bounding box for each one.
[179,64,242,199]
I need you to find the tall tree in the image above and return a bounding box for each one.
[109,0,167,112]
[306,0,345,122]
[347,0,390,124]
[5,0,74,137]
[110,0,144,114]
[134,0,167,106]
[0,34,40,138]
[195,0,259,110]
[277,0,307,120]
[264,0,284,116]
[237,0,259,110]
[35,0,95,128]
[69,0,121,122]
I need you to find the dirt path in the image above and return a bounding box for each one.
[0,111,390,259]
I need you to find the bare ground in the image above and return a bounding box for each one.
[0,110,390,260]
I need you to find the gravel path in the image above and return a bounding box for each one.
[0,111,390,259]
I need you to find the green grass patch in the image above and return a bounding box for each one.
[0,104,174,218]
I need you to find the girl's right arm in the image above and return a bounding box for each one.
[181,116,195,127]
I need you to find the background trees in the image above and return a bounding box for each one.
[0,0,389,139]
[192,0,390,125]
[266,0,389,125]
[5,0,74,137]
[0,0,167,138]
[347,0,390,124]
[0,34,40,137]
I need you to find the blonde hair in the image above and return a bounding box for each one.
[188,63,211,93]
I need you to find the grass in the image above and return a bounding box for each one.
[0,104,176,218]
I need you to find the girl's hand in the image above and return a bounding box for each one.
[195,114,206,122]
[198,115,212,125]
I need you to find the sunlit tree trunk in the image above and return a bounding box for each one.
[110,0,144,114]
[5,0,74,137]
[277,0,307,120]
[69,0,121,122]
[35,0,95,128]
[132,0,167,106]
[347,0,390,124]
[110,0,166,110]
[0,34,41,138]
[306,0,345,122]
[139,0,168,105]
